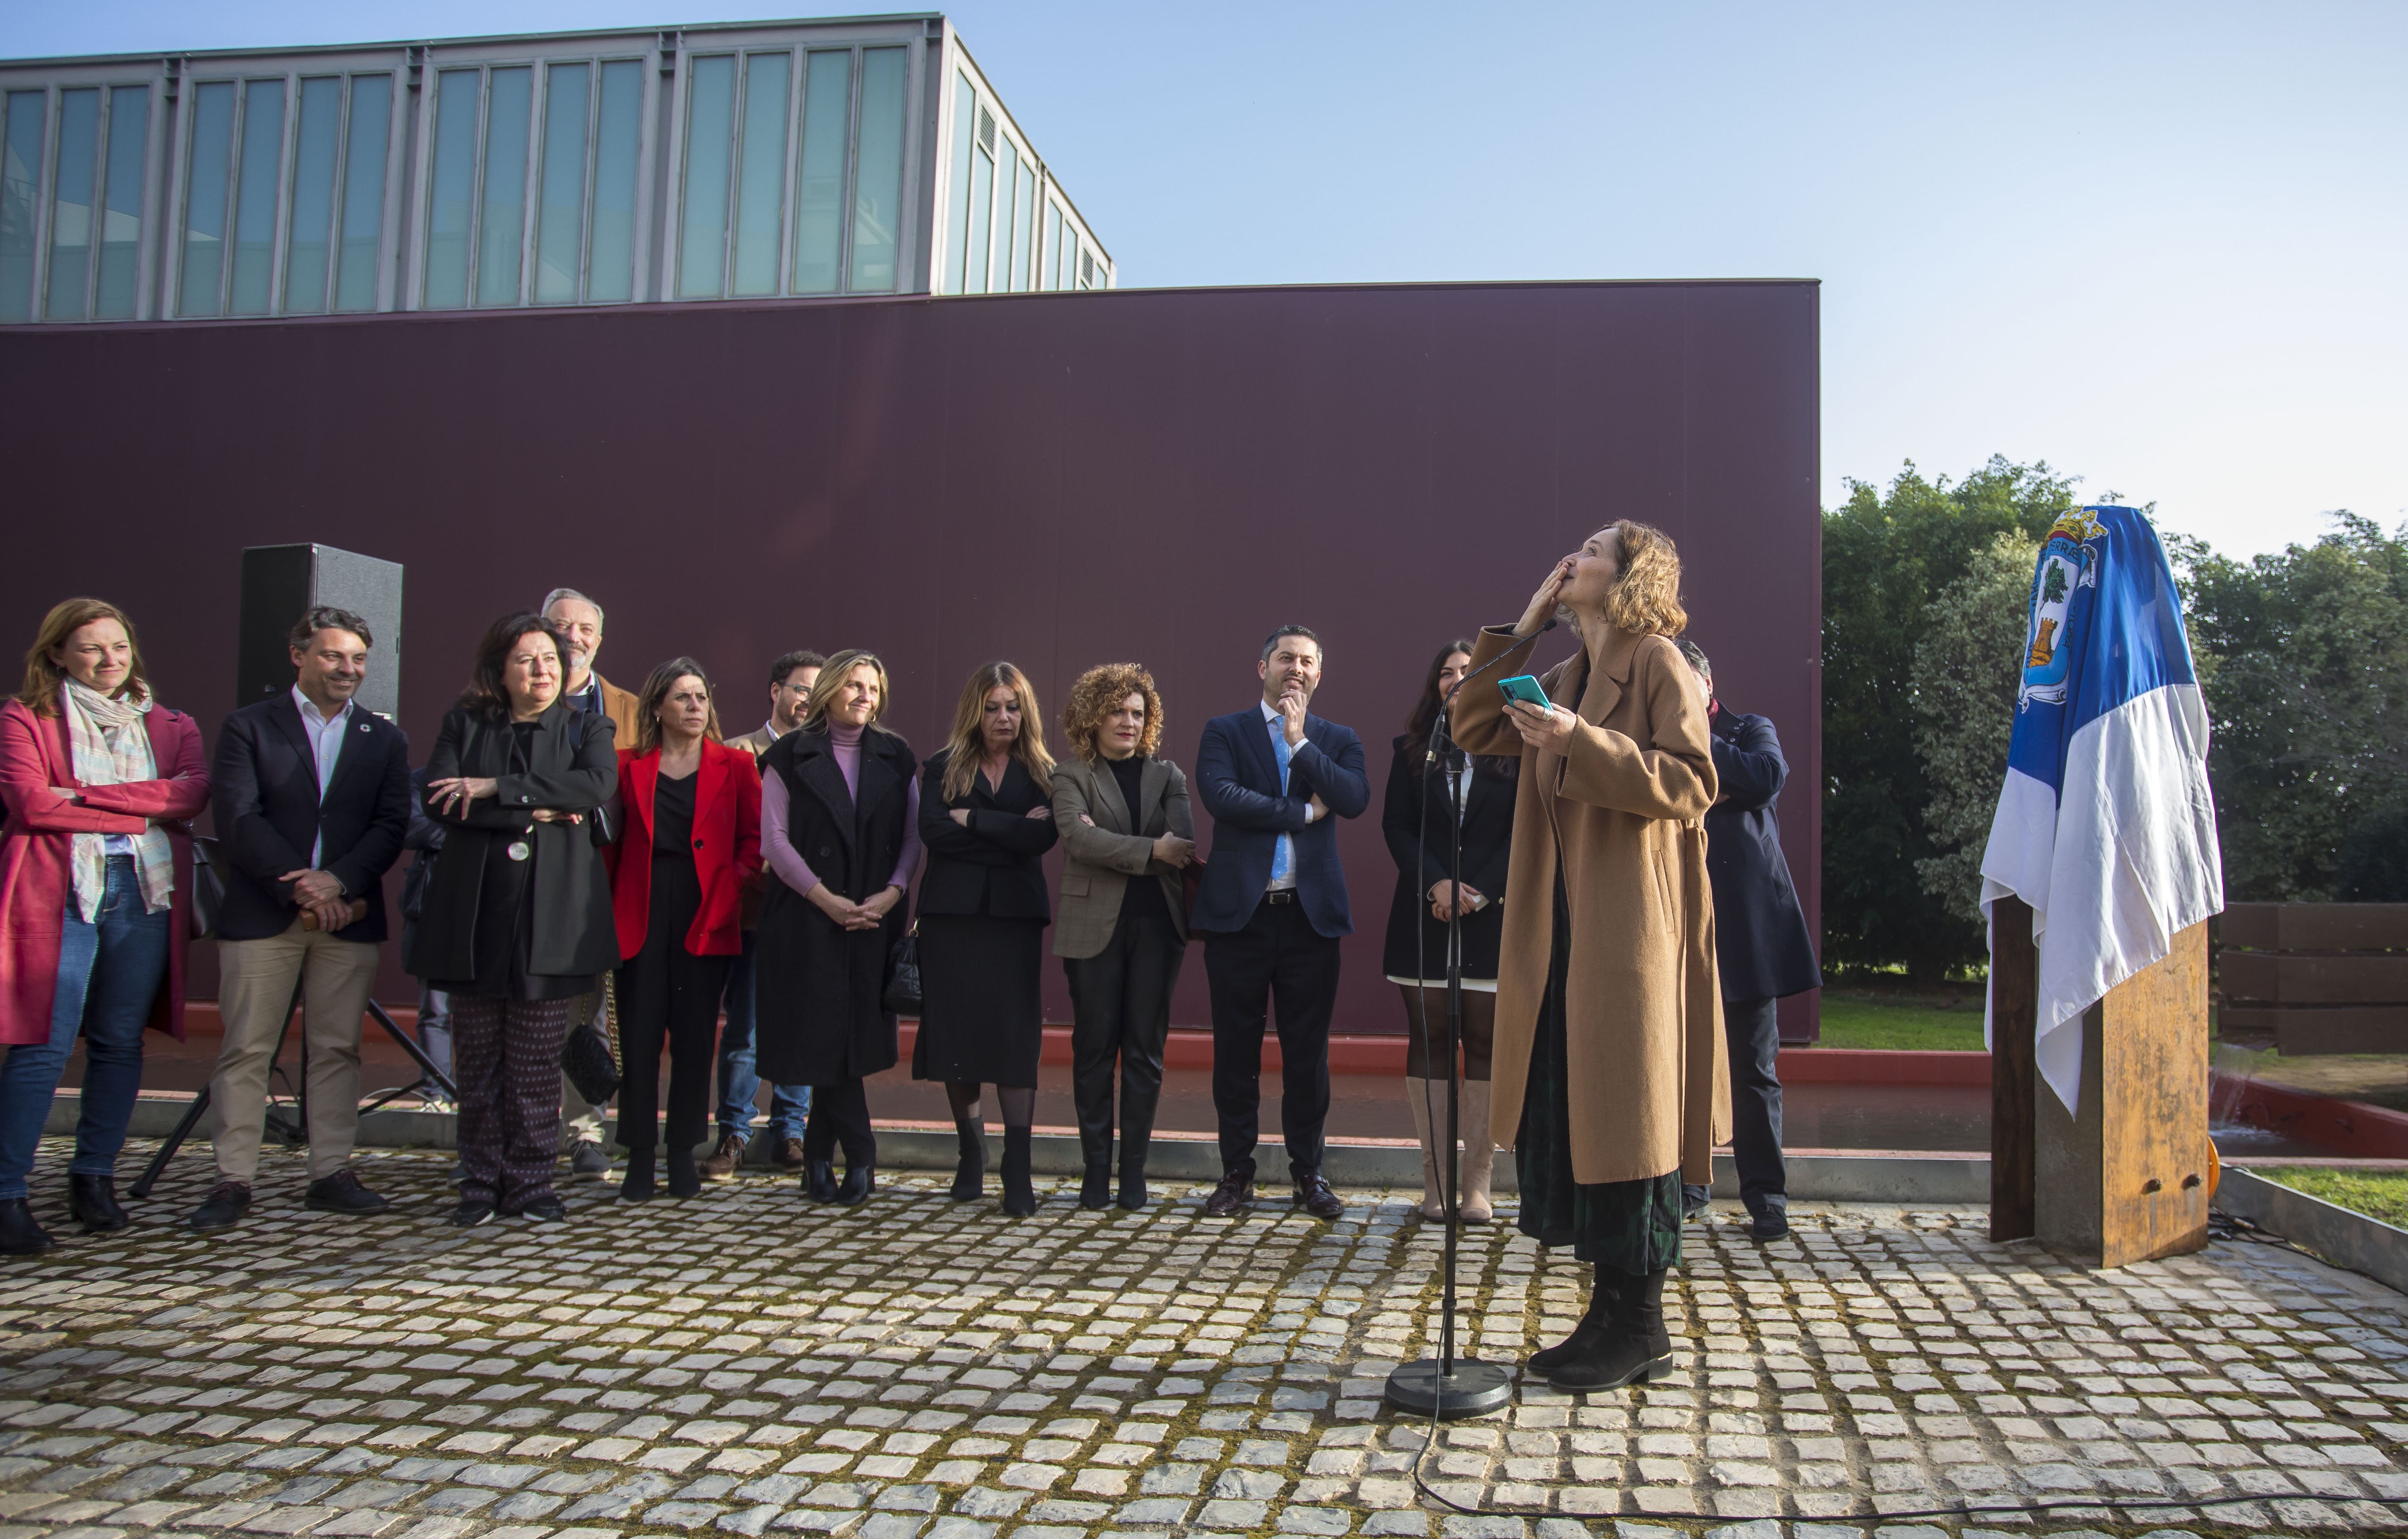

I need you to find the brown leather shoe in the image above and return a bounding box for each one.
[775,1137,808,1172]
[1203,1170,1253,1217]
[1295,1173,1344,1220]
[700,1133,745,1182]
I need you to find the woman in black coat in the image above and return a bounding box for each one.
[1383,640,1516,1225]
[914,662,1059,1217]
[753,650,920,1206]
[419,613,619,1228]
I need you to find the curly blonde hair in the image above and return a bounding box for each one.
[1602,520,1687,637]
[1062,663,1164,764]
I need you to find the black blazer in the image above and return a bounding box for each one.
[915,749,1057,922]
[1703,708,1822,1003]
[412,703,620,985]
[754,724,919,1085]
[1380,736,1514,980]
[210,694,412,944]
[1191,705,1370,938]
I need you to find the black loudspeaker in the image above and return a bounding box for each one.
[235,545,405,719]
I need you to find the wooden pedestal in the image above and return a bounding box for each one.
[1989,898,2213,1267]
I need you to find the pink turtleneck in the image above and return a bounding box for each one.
[759,718,922,898]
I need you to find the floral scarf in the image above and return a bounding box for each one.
[63,680,174,922]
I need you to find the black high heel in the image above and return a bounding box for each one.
[620,1148,657,1203]
[665,1146,700,1199]
[836,1163,875,1206]
[805,1160,839,1203]
[1000,1129,1036,1217]
[69,1174,127,1234]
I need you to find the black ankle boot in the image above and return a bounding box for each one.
[665,1145,700,1199]
[0,1198,54,1255]
[836,1162,875,1205]
[69,1174,127,1234]
[621,1147,657,1202]
[1548,1266,1672,1392]
[1529,1266,1619,1373]
[1116,1160,1149,1211]
[950,1123,986,1202]
[1000,1128,1036,1217]
[805,1159,839,1203]
[1080,1161,1113,1209]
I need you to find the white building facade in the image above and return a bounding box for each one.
[0,12,1112,324]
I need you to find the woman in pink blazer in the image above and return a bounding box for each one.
[0,599,209,1254]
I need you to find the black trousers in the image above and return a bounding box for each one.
[1064,907,1185,1170]
[804,1076,875,1168]
[614,949,731,1155]
[1204,895,1341,1183]
[1684,994,1786,1216]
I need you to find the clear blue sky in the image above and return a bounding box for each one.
[8,1,2402,559]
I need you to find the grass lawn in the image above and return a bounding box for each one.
[1813,993,1987,1051]
[2260,1166,2408,1230]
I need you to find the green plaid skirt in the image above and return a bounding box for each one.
[1513,874,1683,1273]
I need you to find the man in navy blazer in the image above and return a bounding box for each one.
[190,606,411,1234]
[1677,641,1822,1241]
[1192,625,1370,1219]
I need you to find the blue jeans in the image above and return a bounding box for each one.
[0,857,169,1200]
[717,930,808,1144]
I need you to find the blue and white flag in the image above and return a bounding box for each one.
[1980,505,2222,1113]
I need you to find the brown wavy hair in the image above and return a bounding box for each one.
[1062,663,1164,764]
[1602,520,1687,637]
[17,598,150,716]
[939,662,1055,802]
[458,613,572,721]
[631,657,726,756]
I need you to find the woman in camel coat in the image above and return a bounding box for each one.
[1452,519,1730,1395]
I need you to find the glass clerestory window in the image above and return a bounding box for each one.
[676,44,908,301]
[178,71,392,318]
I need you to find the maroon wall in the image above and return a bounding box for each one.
[0,279,1822,1039]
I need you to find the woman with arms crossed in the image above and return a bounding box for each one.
[418,613,620,1227]
[1451,521,1728,1393]
[913,663,1059,1216]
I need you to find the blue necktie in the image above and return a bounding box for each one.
[1271,719,1295,885]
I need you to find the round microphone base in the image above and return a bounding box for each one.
[1383,1358,1513,1420]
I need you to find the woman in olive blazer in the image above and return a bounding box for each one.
[1051,664,1194,1211]
[419,614,619,1227]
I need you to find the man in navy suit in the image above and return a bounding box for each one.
[1676,641,1822,1241]
[1192,626,1370,1219]
[189,607,411,1233]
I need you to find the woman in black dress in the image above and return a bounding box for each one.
[606,659,760,1202]
[419,613,619,1227]
[753,652,920,1206]
[1383,640,1516,1224]
[915,662,1058,1216]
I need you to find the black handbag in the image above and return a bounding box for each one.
[188,834,228,941]
[883,922,923,1016]
[561,1018,621,1105]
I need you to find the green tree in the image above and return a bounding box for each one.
[1913,531,2041,923]
[2185,514,2408,900]
[1822,456,2073,979]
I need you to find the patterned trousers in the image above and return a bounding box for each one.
[452,995,572,1211]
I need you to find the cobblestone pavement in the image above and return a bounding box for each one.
[0,1139,2404,1539]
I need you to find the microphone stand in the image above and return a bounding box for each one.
[1386,626,1549,1420]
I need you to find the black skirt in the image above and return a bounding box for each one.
[913,909,1046,1088]
[1515,867,1683,1274]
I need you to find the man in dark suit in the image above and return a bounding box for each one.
[1192,625,1370,1219]
[1677,641,1822,1241]
[188,606,411,1233]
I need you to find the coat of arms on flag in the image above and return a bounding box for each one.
[1980,505,2223,1112]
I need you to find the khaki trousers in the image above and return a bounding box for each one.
[211,919,380,1183]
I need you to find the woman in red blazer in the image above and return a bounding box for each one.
[0,599,209,1253]
[605,658,760,1201]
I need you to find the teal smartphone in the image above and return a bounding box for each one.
[1497,674,1551,708]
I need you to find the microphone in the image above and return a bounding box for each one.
[1428,620,1558,763]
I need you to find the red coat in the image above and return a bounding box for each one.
[606,740,762,960]
[0,697,211,1046]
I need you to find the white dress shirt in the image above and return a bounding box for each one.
[292,685,353,873]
